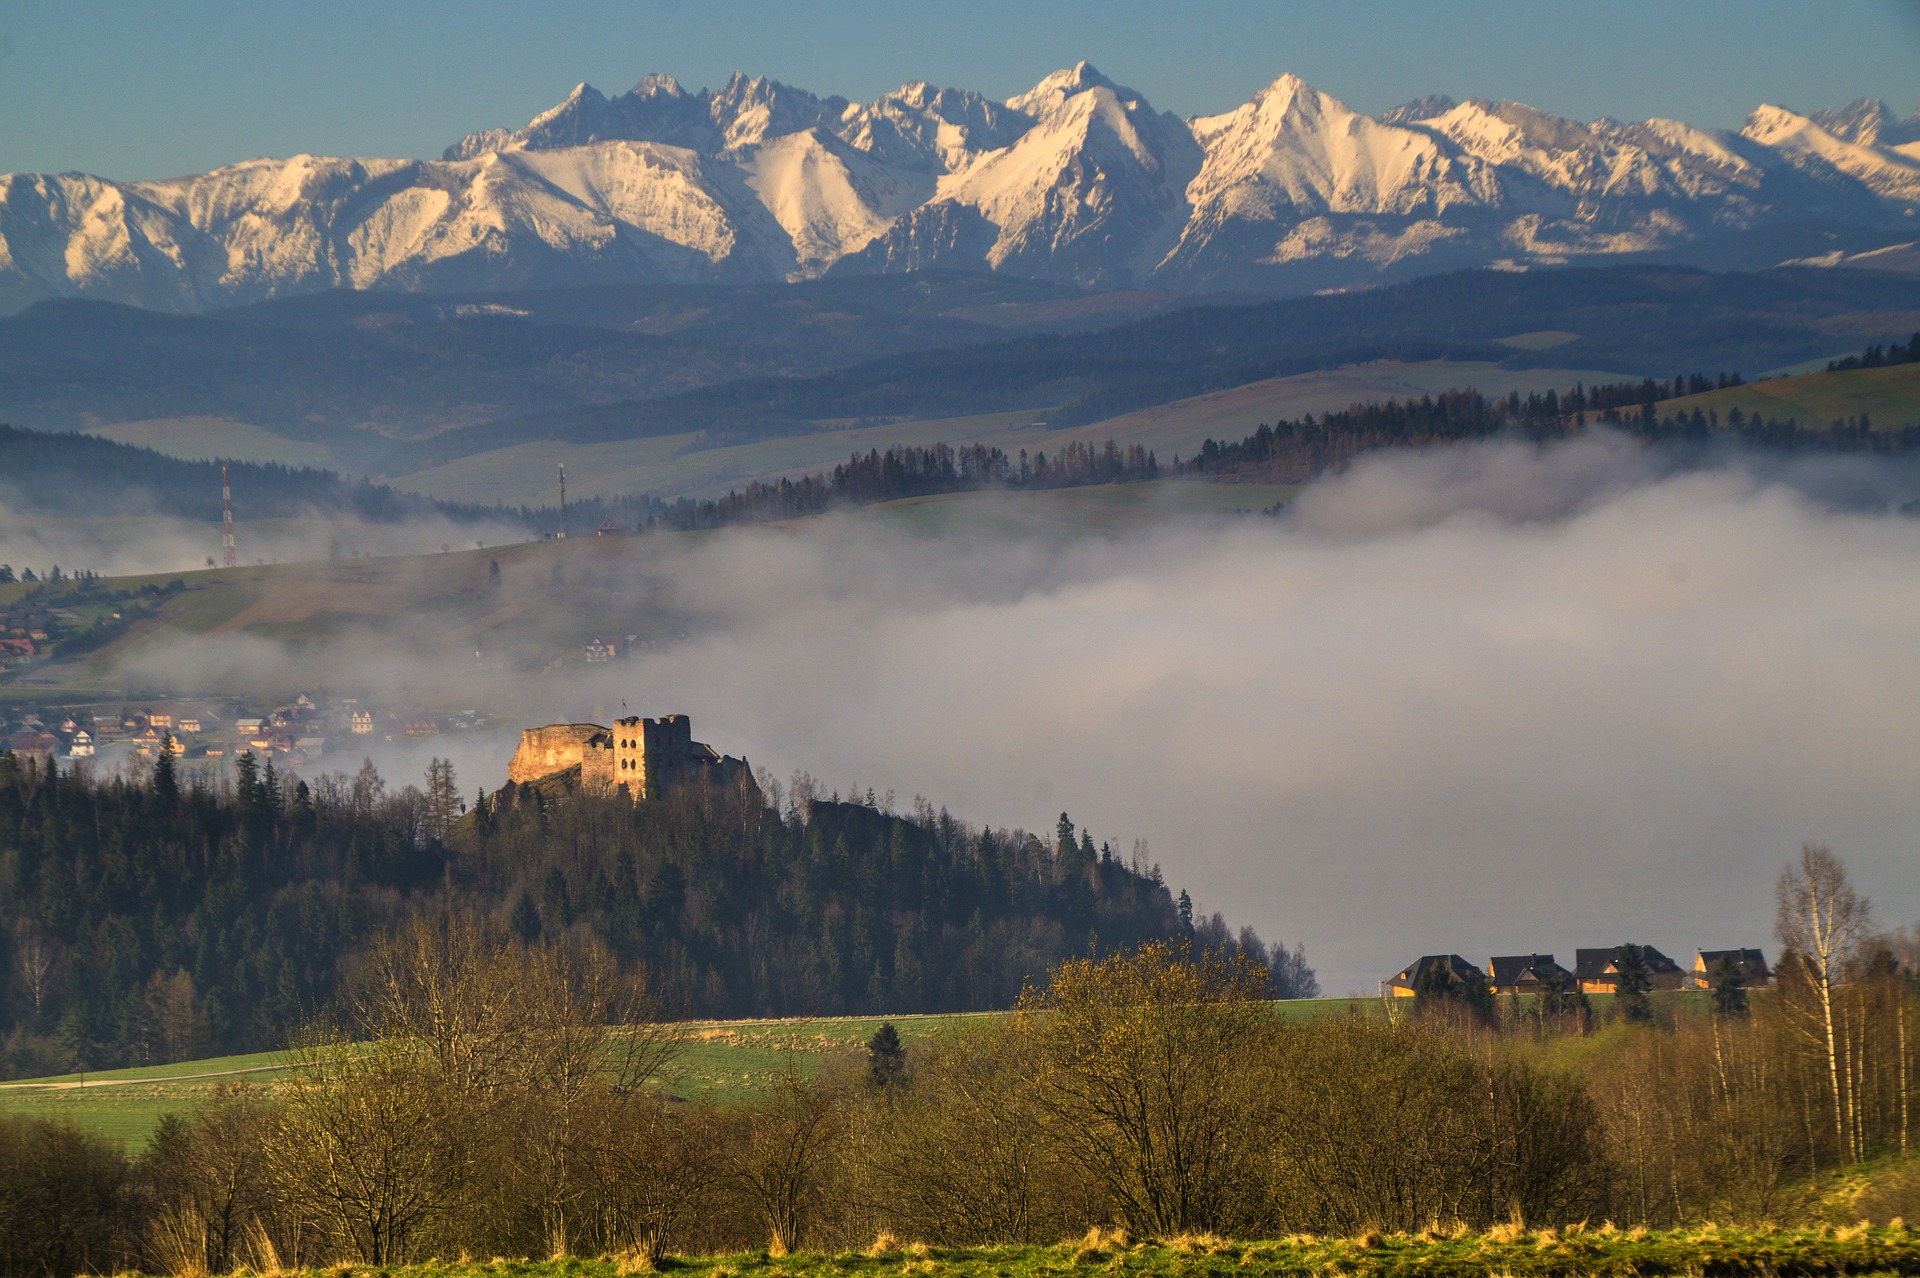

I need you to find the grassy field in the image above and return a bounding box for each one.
[171,1226,1920,1278]
[83,417,336,467]
[856,482,1301,541]
[1666,361,1920,430]
[386,361,1619,506]
[0,1001,1384,1148]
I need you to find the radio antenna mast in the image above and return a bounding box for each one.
[557,462,569,540]
[221,463,237,568]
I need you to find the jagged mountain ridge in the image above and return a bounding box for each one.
[3,65,1918,313]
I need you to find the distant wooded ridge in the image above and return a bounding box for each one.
[6,345,1918,557]
[3,267,1916,476]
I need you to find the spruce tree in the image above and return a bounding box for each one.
[1709,955,1749,1017]
[152,735,179,810]
[1612,943,1654,1023]
[866,1021,907,1088]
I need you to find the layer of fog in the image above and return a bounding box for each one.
[0,505,535,579]
[51,432,1920,993]
[606,433,1920,994]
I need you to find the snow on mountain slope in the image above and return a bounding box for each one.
[1743,104,1920,203]
[5,66,1919,312]
[740,129,934,270]
[1808,99,1920,150]
[836,82,1032,173]
[930,63,1200,281]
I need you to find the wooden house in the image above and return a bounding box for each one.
[1692,948,1771,989]
[1488,953,1573,995]
[1383,954,1486,998]
[1574,945,1687,994]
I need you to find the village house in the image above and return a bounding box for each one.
[1692,948,1772,989]
[5,731,58,756]
[1574,946,1687,994]
[1487,953,1574,996]
[1382,954,1486,998]
[68,730,94,758]
[350,710,375,735]
[584,636,622,663]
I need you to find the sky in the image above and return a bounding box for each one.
[3,0,1918,181]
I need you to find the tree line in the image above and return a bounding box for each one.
[1182,372,1920,484]
[1827,333,1920,372]
[0,747,1310,1079]
[0,425,522,527]
[560,440,1160,534]
[1,842,1910,1275]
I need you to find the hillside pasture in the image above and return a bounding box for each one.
[0,1001,1383,1147]
[1667,361,1920,430]
[385,361,1620,506]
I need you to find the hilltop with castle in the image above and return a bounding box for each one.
[506,712,751,800]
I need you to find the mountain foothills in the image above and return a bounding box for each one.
[4,65,1919,312]
[0,746,1314,1077]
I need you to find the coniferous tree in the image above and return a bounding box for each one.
[866,1022,907,1088]
[1612,944,1654,1023]
[151,736,179,811]
[1709,955,1750,1018]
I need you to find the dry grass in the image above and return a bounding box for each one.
[181,1224,1920,1278]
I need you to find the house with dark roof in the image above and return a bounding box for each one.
[1574,945,1687,994]
[1488,953,1574,996]
[1692,948,1771,989]
[1383,954,1486,998]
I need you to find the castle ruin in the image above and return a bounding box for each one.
[506,713,750,799]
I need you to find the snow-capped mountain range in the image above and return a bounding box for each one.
[4,64,1918,313]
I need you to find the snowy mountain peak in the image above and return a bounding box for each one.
[1008,62,1133,119]
[1378,95,1457,126]
[630,73,688,100]
[1808,98,1920,149]
[9,63,1920,313]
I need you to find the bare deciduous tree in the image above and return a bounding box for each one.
[1014,940,1275,1236]
[729,1058,843,1255]
[1775,843,1873,1164]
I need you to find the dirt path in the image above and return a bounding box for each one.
[0,1062,295,1091]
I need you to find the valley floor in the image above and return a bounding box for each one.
[0,1001,1385,1147]
[163,1227,1920,1278]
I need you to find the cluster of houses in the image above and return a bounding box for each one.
[0,693,494,767]
[1384,946,1773,997]
[0,602,79,669]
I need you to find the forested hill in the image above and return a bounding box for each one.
[0,748,1314,1078]
[0,425,500,524]
[1184,361,1920,484]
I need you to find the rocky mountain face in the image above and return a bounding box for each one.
[3,66,1917,313]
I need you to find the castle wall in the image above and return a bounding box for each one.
[510,713,754,802]
[507,724,605,784]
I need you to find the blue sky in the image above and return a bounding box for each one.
[4,0,1919,180]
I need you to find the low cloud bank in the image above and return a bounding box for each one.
[40,432,1920,992]
[602,435,1920,991]
[0,505,532,580]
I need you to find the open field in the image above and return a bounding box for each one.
[83,417,337,466]
[1666,361,1920,429]
[166,1227,1920,1278]
[0,1001,1383,1147]
[386,361,1621,505]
